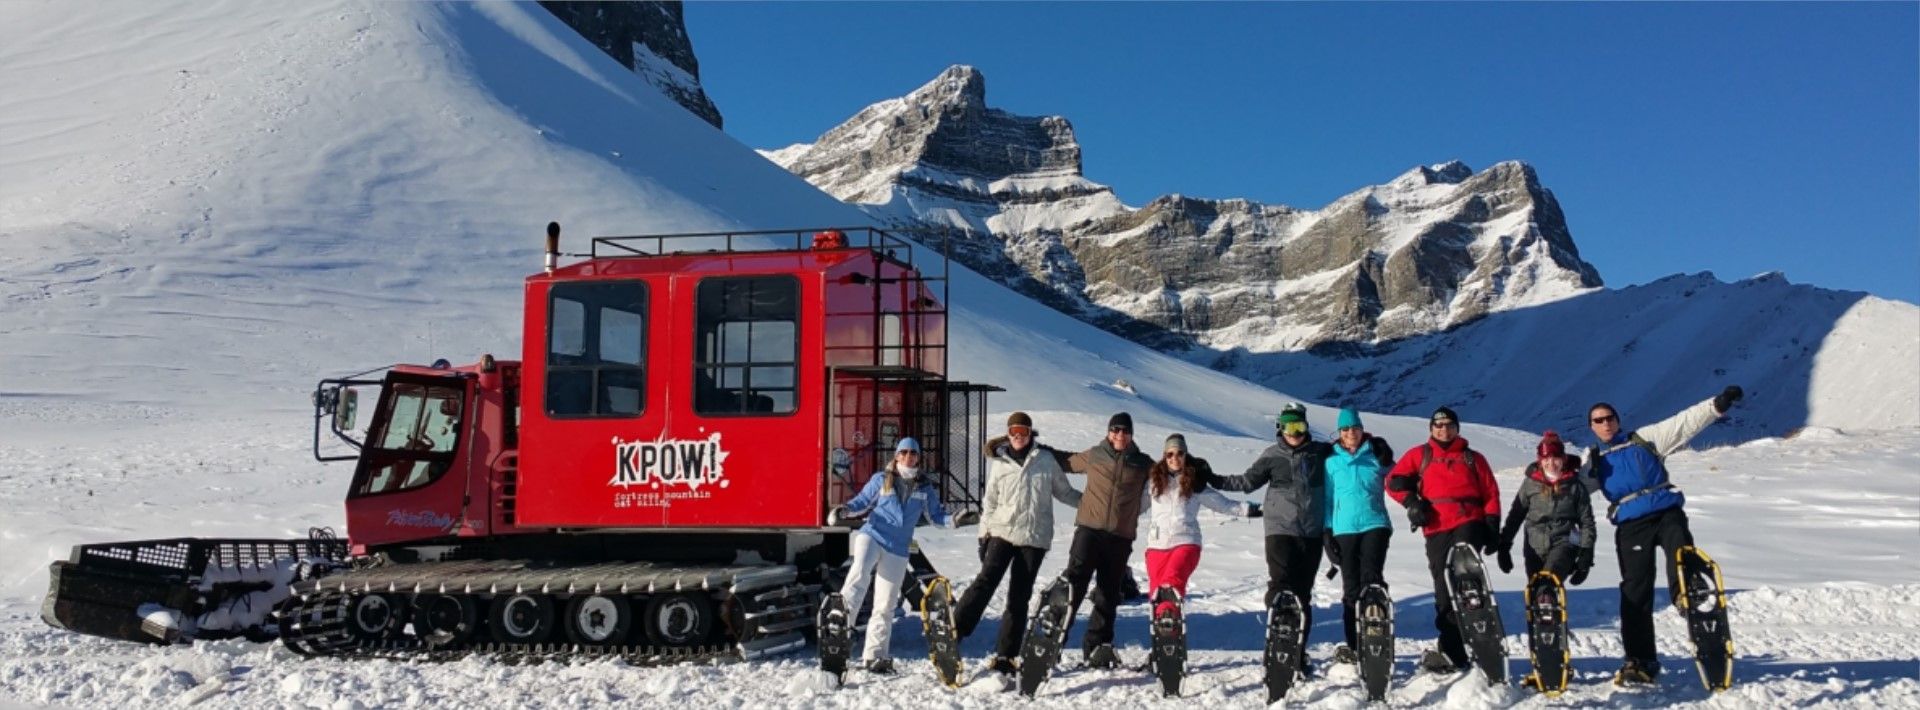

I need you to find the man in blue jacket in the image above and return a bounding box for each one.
[1581,386,1742,684]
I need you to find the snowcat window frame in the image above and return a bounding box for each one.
[350,374,467,498]
[692,275,800,417]
[545,280,650,419]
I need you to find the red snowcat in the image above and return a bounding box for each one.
[42,225,999,663]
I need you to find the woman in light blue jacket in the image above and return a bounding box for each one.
[1322,408,1395,665]
[834,437,957,674]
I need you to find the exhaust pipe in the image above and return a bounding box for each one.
[545,222,560,275]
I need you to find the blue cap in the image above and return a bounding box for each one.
[895,437,921,453]
[1336,408,1362,430]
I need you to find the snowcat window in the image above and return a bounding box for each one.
[546,281,649,417]
[694,276,798,415]
[356,381,464,496]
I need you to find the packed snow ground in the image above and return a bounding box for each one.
[1,1,1915,708]
[1,417,1916,709]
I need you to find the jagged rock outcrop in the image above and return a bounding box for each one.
[767,66,1603,353]
[541,1,723,128]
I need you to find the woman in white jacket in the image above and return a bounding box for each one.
[952,411,1083,675]
[1144,434,1261,616]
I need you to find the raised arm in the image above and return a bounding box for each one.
[1210,452,1274,493]
[844,474,883,516]
[1636,397,1724,457]
[924,482,951,527]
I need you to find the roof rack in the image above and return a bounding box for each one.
[590,227,918,263]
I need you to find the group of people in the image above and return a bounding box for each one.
[832,385,1743,688]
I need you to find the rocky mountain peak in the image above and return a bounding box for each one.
[541,1,723,128]
[769,66,1604,357]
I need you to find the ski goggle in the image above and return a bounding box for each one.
[1280,421,1308,437]
[1008,425,1032,437]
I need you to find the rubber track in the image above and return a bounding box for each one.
[279,559,814,664]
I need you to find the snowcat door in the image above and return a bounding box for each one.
[342,372,473,548]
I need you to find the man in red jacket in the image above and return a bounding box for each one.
[1385,406,1501,675]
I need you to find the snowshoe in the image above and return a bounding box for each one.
[1524,571,1570,696]
[919,576,964,688]
[1149,586,1186,697]
[1356,583,1395,702]
[817,593,852,687]
[1263,590,1307,703]
[1017,576,1074,698]
[1674,545,1734,692]
[1445,543,1508,685]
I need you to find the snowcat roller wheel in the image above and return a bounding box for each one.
[644,593,714,647]
[347,593,401,641]
[563,594,632,645]
[487,593,556,644]
[414,594,479,649]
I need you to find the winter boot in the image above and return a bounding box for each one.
[986,655,1019,676]
[1613,657,1660,685]
[1334,644,1359,665]
[865,658,895,675]
[1086,643,1121,670]
[1418,649,1459,675]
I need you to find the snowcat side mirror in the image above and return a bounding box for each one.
[333,387,358,432]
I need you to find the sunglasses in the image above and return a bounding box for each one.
[1338,425,1363,432]
[1165,451,1186,458]
[897,449,921,456]
[1109,426,1133,434]
[1590,414,1619,425]
[1430,421,1458,429]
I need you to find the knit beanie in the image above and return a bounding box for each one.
[1164,433,1188,454]
[1430,407,1459,427]
[1336,408,1362,430]
[1537,430,1566,460]
[1107,412,1133,433]
[1007,411,1033,430]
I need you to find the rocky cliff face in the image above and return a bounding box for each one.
[541,1,723,128]
[766,65,1603,353]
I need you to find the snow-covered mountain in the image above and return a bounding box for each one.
[540,0,723,128]
[765,66,1604,352]
[768,66,1920,439]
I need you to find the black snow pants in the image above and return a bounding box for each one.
[1265,533,1325,669]
[1423,522,1495,667]
[1333,527,1391,648]
[1062,526,1132,655]
[954,536,1047,660]
[1616,506,1695,665]
[1523,542,1580,580]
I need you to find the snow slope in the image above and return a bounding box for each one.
[0,1,1914,708]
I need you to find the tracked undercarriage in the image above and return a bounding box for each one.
[278,558,816,664]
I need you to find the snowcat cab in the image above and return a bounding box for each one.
[44,225,1001,663]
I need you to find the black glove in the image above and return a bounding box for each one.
[1246,502,1263,518]
[977,537,989,562]
[1323,532,1340,559]
[1713,385,1744,414]
[1405,497,1433,529]
[1496,546,1514,574]
[1570,547,1594,586]
[1477,516,1501,554]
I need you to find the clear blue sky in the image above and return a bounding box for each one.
[686,2,1919,303]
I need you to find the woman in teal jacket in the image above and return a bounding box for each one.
[1322,408,1395,664]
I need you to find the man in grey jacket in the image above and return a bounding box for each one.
[1205,402,1333,676]
[954,411,1082,675]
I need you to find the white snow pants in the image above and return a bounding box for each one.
[839,532,909,661]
